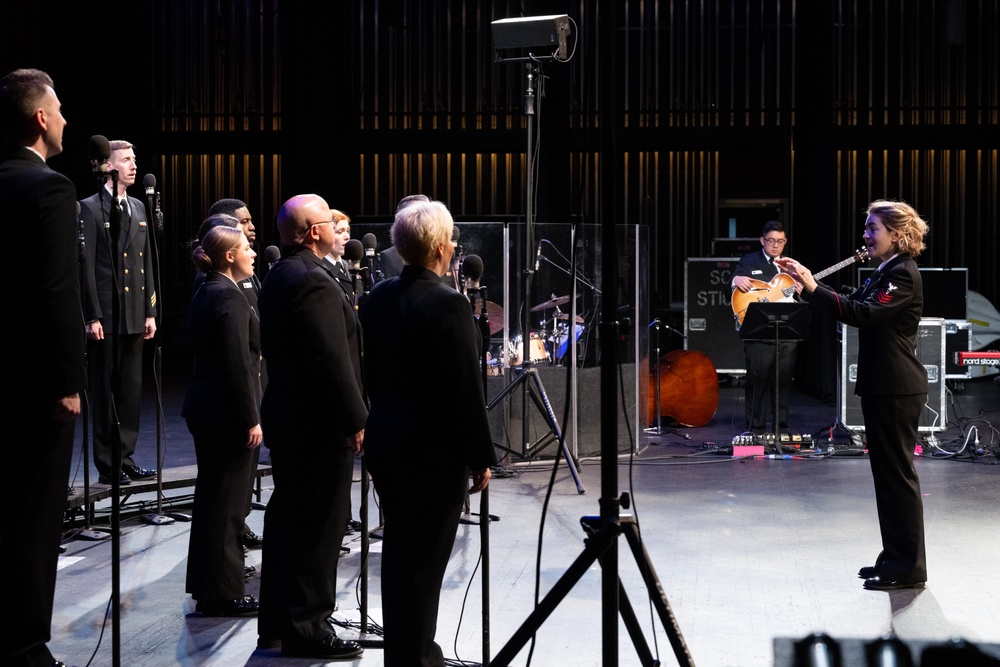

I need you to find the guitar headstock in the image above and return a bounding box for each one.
[854,247,869,263]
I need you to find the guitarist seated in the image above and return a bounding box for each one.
[731,221,801,435]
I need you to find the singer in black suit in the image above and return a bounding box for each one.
[378,194,429,280]
[80,139,157,484]
[256,194,366,660]
[778,199,929,591]
[1,68,87,667]
[324,209,356,298]
[731,220,798,434]
[202,201,268,551]
[361,199,497,667]
[183,226,262,616]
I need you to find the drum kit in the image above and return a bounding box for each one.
[481,294,586,375]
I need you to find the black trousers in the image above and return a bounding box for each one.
[4,400,75,666]
[368,455,469,667]
[742,340,796,432]
[861,393,928,582]
[257,437,354,644]
[88,332,145,475]
[185,419,256,602]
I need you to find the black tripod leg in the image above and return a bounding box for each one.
[525,370,586,494]
[489,521,620,666]
[620,518,695,667]
[615,579,658,666]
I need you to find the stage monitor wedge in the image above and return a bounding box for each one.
[492,14,570,62]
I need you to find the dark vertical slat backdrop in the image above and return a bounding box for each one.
[1,0,996,367]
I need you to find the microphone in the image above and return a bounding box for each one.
[463,254,484,291]
[264,245,280,268]
[344,238,364,270]
[143,174,156,227]
[88,135,117,189]
[362,233,377,258]
[463,254,484,310]
[88,135,111,174]
[344,238,366,300]
[534,239,544,271]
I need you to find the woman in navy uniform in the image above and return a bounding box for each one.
[361,199,496,665]
[778,199,929,591]
[183,225,262,615]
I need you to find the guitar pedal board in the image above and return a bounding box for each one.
[731,433,814,457]
[731,433,814,447]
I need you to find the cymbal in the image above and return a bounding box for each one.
[556,314,585,324]
[530,295,574,312]
[475,300,504,335]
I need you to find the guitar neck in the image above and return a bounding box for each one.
[812,253,862,281]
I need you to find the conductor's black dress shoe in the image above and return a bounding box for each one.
[123,464,156,479]
[195,595,259,616]
[99,471,131,485]
[858,565,879,579]
[863,576,926,591]
[281,634,363,660]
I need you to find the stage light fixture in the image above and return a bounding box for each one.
[491,14,571,62]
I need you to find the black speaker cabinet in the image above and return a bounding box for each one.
[684,258,744,373]
[944,319,973,379]
[839,318,947,433]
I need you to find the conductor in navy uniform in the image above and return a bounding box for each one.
[778,199,930,591]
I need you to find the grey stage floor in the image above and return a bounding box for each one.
[54,356,999,666]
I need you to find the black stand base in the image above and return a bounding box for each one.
[489,514,694,667]
[488,365,585,494]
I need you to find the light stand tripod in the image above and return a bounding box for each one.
[489,9,693,665]
[488,60,584,494]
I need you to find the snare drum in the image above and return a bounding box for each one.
[507,332,549,366]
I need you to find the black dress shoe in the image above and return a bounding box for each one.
[196,595,259,617]
[123,464,156,479]
[863,576,926,591]
[241,530,264,549]
[281,634,363,659]
[99,471,131,485]
[257,636,281,649]
[244,565,256,579]
[858,565,879,579]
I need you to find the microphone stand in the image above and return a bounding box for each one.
[73,205,109,542]
[642,319,689,442]
[97,171,125,667]
[141,190,175,525]
[470,285,496,665]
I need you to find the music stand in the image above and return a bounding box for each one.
[739,302,811,452]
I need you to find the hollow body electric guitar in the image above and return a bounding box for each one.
[731,248,868,326]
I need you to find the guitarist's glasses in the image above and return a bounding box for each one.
[763,238,786,246]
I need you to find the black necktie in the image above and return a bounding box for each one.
[120,198,130,230]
